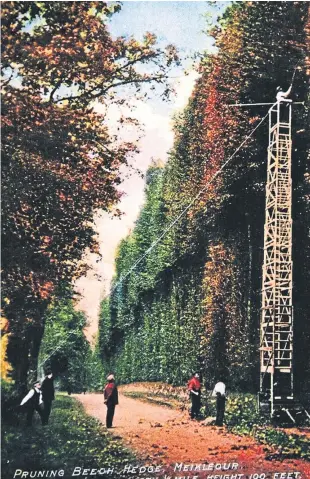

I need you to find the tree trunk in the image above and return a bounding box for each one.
[7,333,30,390]
[28,324,45,382]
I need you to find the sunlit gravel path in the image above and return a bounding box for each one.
[75,388,310,478]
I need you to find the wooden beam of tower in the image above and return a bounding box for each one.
[259,101,294,417]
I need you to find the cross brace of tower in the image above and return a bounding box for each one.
[259,101,295,419]
[216,98,308,423]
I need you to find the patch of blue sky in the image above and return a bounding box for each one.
[8,2,230,113]
[105,1,229,114]
[106,1,227,55]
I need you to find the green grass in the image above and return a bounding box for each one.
[253,426,310,460]
[1,394,137,479]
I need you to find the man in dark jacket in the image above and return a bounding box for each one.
[104,374,118,428]
[20,381,44,426]
[41,369,55,425]
[187,372,202,419]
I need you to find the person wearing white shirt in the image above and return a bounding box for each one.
[276,85,292,103]
[212,381,226,426]
[20,381,44,426]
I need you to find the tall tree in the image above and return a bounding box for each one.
[1,1,178,385]
[39,295,92,392]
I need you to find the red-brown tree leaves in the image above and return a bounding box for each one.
[1,1,178,383]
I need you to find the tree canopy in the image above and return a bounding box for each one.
[1,1,179,385]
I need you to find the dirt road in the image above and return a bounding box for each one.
[75,390,310,478]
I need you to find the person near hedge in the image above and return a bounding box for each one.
[212,380,226,426]
[104,374,118,428]
[41,368,55,425]
[20,381,44,426]
[187,372,202,419]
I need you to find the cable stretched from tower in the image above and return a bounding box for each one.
[38,107,271,369]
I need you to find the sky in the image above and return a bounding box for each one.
[107,1,216,53]
[76,1,230,341]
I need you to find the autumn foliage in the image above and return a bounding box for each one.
[1,1,178,385]
[98,2,310,392]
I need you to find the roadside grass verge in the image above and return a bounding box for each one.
[2,394,136,479]
[223,395,310,461]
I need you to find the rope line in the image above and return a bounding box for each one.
[38,107,271,371]
[108,107,271,297]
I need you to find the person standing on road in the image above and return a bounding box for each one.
[20,381,44,427]
[187,372,201,419]
[212,380,226,426]
[41,368,55,425]
[104,374,118,428]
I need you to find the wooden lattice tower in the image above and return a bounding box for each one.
[259,100,294,417]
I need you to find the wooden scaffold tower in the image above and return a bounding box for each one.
[259,94,309,423]
[259,98,294,420]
